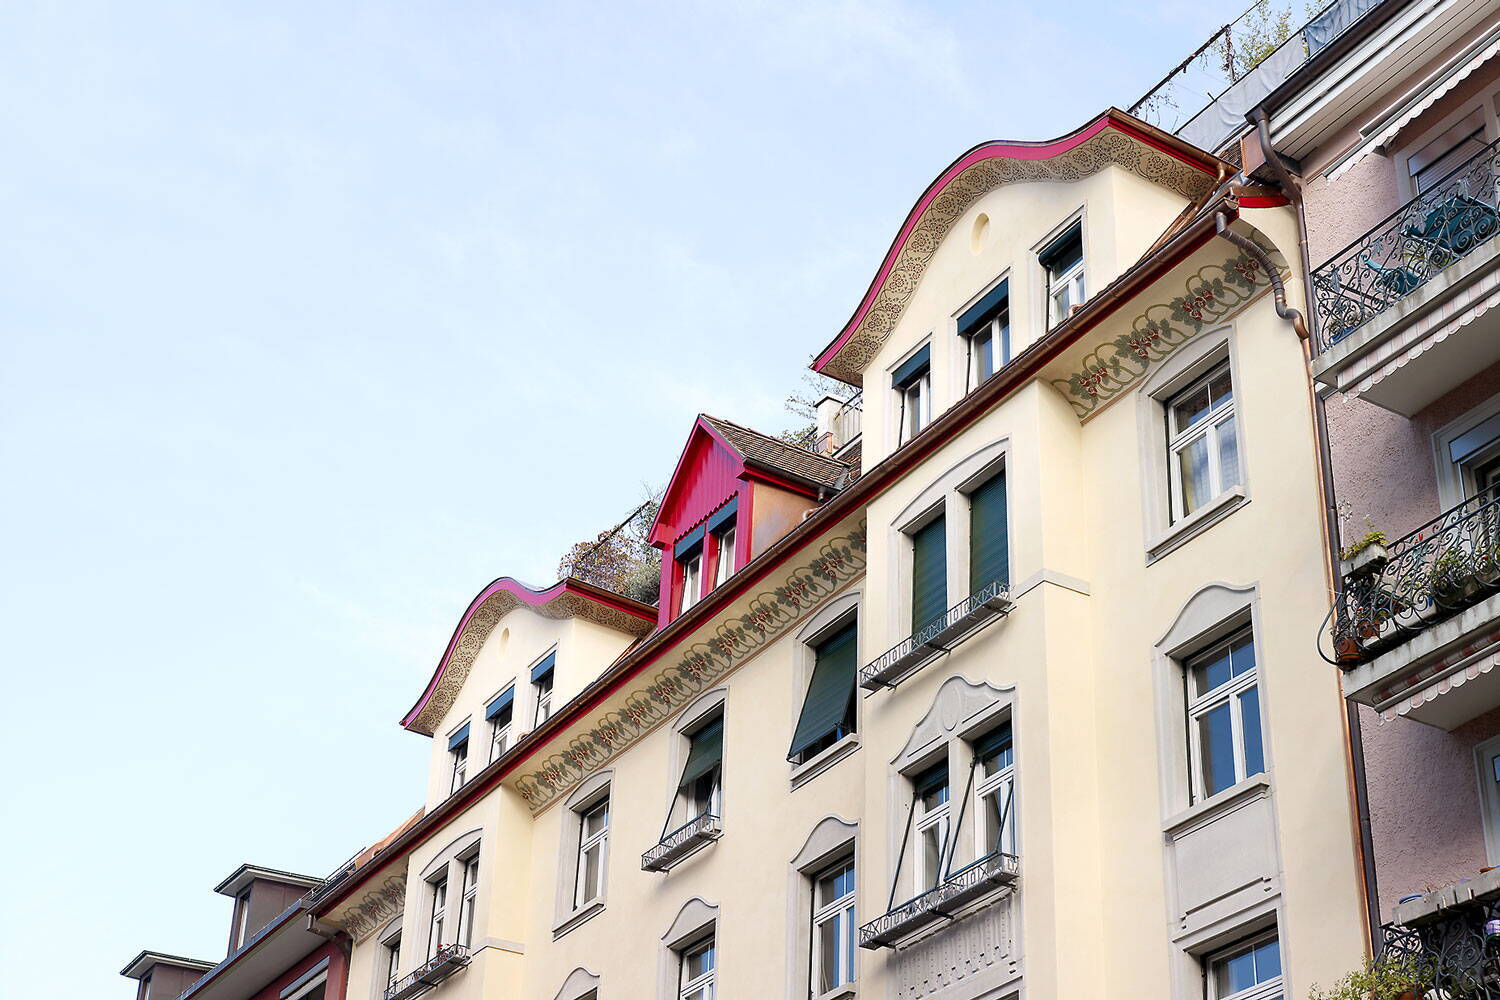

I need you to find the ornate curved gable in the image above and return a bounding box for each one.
[401,577,656,737]
[812,109,1226,385]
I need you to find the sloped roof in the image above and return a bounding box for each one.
[700,415,851,491]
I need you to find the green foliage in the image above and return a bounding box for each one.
[1340,530,1389,561]
[1306,953,1426,1000]
[782,370,857,447]
[1215,0,1319,80]
[559,487,664,606]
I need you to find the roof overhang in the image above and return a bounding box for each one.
[120,951,216,980]
[811,108,1229,385]
[213,864,321,898]
[172,905,327,1000]
[401,577,656,736]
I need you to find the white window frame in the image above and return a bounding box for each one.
[454,853,479,947]
[975,735,1016,858]
[811,856,857,998]
[534,671,554,727]
[1166,360,1239,523]
[382,933,402,992]
[489,692,513,763]
[1185,627,1261,803]
[233,889,251,949]
[678,934,716,1000]
[1205,930,1283,1000]
[449,736,469,794]
[681,551,703,612]
[575,798,610,909]
[427,874,448,959]
[897,369,932,445]
[714,526,736,586]
[1394,87,1499,201]
[966,310,1009,391]
[913,768,951,891]
[1042,221,1086,328]
[1475,732,1500,865]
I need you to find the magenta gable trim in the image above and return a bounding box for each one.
[400,578,655,731]
[810,114,1220,378]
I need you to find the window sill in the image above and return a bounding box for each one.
[552,899,606,940]
[1146,486,1248,564]
[1162,773,1271,836]
[790,734,860,792]
[816,985,858,1000]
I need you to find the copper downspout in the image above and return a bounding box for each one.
[1249,105,1382,950]
[1213,211,1310,341]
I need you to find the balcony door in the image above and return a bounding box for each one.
[1476,733,1500,866]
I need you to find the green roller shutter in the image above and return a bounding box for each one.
[911,515,948,632]
[969,473,1009,594]
[679,717,724,789]
[787,622,858,760]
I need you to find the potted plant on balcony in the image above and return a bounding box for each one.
[1429,546,1479,605]
[1340,529,1389,578]
[1308,952,1427,1000]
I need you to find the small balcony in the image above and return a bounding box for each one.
[1378,869,1500,999]
[640,812,722,873]
[859,580,1012,691]
[857,850,1019,950]
[385,944,470,1000]
[1322,483,1500,728]
[1312,137,1500,415]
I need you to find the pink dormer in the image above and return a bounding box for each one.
[648,415,853,627]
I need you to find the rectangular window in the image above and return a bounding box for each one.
[679,715,724,820]
[456,855,479,947]
[1167,360,1240,522]
[787,619,859,764]
[532,655,555,727]
[448,724,470,794]
[958,279,1011,391]
[575,798,610,908]
[812,857,856,996]
[487,688,514,762]
[714,525,736,586]
[233,889,251,949]
[1409,108,1486,193]
[427,875,448,959]
[1207,932,1283,1000]
[911,513,948,632]
[1041,221,1085,327]
[681,551,703,611]
[679,935,716,1000]
[913,761,951,890]
[975,724,1016,856]
[1187,628,1264,801]
[893,345,932,445]
[140,973,152,1000]
[968,472,1008,594]
[383,935,401,991]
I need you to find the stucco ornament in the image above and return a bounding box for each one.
[513,523,868,811]
[336,873,408,941]
[1050,248,1288,419]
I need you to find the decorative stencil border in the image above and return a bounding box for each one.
[1049,250,1286,419]
[514,523,869,811]
[338,873,407,941]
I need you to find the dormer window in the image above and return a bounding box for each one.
[714,526,735,583]
[531,653,556,727]
[681,550,703,611]
[232,888,251,949]
[704,499,738,593]
[1041,221,1085,327]
[893,345,932,445]
[448,723,471,793]
[958,279,1010,391]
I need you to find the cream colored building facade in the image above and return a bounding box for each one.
[310,111,1369,1000]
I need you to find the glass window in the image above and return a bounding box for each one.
[812,857,857,996]
[1187,628,1264,801]
[534,671,554,727]
[898,370,932,443]
[450,738,469,794]
[233,889,251,948]
[975,725,1016,857]
[678,714,724,822]
[575,798,610,908]
[1208,933,1283,1000]
[913,763,951,890]
[682,552,703,612]
[1042,222,1086,327]
[679,935,716,1000]
[788,619,858,764]
[383,935,401,991]
[489,697,513,763]
[967,310,1010,389]
[714,526,736,588]
[427,875,448,958]
[1409,109,1487,193]
[456,855,479,947]
[1166,361,1240,522]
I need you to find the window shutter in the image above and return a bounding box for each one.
[892,345,931,388]
[1040,222,1083,273]
[969,473,1009,594]
[485,688,514,721]
[531,652,556,683]
[957,280,1009,337]
[911,515,948,631]
[447,723,470,751]
[678,717,725,789]
[912,761,948,797]
[787,622,858,760]
[974,723,1012,760]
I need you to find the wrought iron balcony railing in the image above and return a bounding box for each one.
[858,850,1019,950]
[384,944,471,1000]
[859,579,1012,690]
[641,812,722,873]
[1312,136,1500,349]
[1379,896,1500,999]
[1322,482,1500,667]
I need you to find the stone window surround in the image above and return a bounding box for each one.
[656,897,720,1000]
[885,438,1012,660]
[657,687,728,842]
[1432,390,1500,509]
[553,770,613,940]
[1173,911,1285,1000]
[784,816,860,1000]
[552,966,601,1000]
[790,592,863,791]
[1137,323,1251,564]
[372,915,403,1000]
[885,676,1016,909]
[412,828,482,963]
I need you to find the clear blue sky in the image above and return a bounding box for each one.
[0,2,1233,995]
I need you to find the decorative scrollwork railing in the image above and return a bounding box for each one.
[1312,136,1500,349]
[641,812,722,872]
[1322,482,1500,667]
[859,579,1012,690]
[1379,898,1500,999]
[858,850,1019,950]
[384,944,471,1000]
